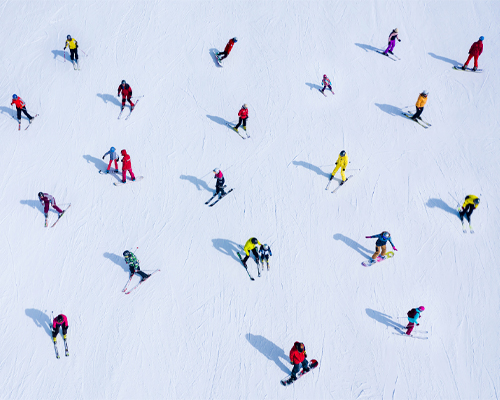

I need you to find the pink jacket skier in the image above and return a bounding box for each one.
[38,192,64,217]
[321,75,333,94]
[52,314,69,341]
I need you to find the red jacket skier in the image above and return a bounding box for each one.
[52,314,69,342]
[217,37,237,61]
[462,37,484,71]
[233,104,248,132]
[289,342,310,381]
[11,94,33,125]
[117,80,135,111]
[120,149,136,183]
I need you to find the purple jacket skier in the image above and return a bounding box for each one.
[383,28,401,55]
[38,192,64,218]
[320,75,333,94]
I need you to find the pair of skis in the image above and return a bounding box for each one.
[122,269,160,294]
[393,328,428,340]
[377,50,400,61]
[325,175,353,193]
[205,189,234,207]
[318,88,334,97]
[53,338,69,358]
[117,97,142,120]
[19,114,39,131]
[46,204,71,228]
[403,112,432,129]
[227,123,250,139]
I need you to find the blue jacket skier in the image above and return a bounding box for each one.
[365,231,397,263]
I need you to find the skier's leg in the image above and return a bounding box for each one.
[70,49,75,61]
[331,165,340,179]
[62,327,68,337]
[380,245,387,257]
[52,204,64,214]
[43,202,49,217]
[340,168,346,182]
[372,246,381,260]
[466,207,473,223]
[243,118,246,128]
[52,325,60,339]
[242,254,250,265]
[17,108,22,122]
[252,248,259,264]
[22,108,33,120]
[107,159,113,172]
[301,359,310,372]
[129,169,136,181]
[121,97,126,110]
[291,363,300,379]
[122,169,127,183]
[383,43,390,54]
[412,107,423,120]
[127,96,135,107]
[235,117,243,129]
[405,322,414,335]
[137,270,150,280]
[464,54,473,67]
[388,40,395,53]
[113,159,119,171]
[473,55,478,69]
[219,51,228,60]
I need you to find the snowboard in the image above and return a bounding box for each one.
[113,176,144,186]
[362,251,394,267]
[281,359,319,386]
[212,49,222,67]
[453,65,483,73]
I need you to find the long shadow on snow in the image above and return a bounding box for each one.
[292,160,330,178]
[428,52,460,66]
[180,175,212,193]
[25,308,53,337]
[366,308,406,330]
[20,199,45,215]
[355,43,381,53]
[51,50,65,62]
[104,252,129,273]
[96,93,122,107]
[206,114,231,127]
[0,106,17,120]
[305,82,322,91]
[246,333,290,374]
[333,233,372,258]
[83,155,108,172]
[374,103,407,118]
[426,198,458,216]
[212,238,241,263]
[209,48,221,67]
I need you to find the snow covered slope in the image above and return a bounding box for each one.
[1,1,499,399]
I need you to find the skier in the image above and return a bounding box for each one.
[213,168,227,198]
[241,237,262,267]
[102,146,119,173]
[458,195,480,223]
[365,231,397,264]
[117,80,135,111]
[383,28,401,56]
[259,244,272,270]
[329,150,349,184]
[216,37,237,61]
[38,192,64,219]
[52,314,69,343]
[405,306,424,335]
[123,250,150,281]
[233,104,249,132]
[411,91,428,121]
[289,342,310,381]
[120,149,136,183]
[63,35,79,68]
[11,95,33,125]
[320,74,333,94]
[462,36,484,71]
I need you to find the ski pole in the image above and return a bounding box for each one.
[80,49,88,57]
[64,50,66,62]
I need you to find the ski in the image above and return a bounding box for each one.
[122,274,134,292]
[53,341,60,359]
[243,127,250,138]
[402,113,428,128]
[362,251,394,267]
[208,189,234,207]
[125,98,141,120]
[64,338,69,357]
[117,109,124,119]
[377,50,397,61]
[393,332,428,340]
[45,216,48,228]
[325,180,332,190]
[114,176,144,186]
[331,175,353,193]
[125,269,160,295]
[51,204,71,228]
[453,65,483,73]
[319,89,326,97]
[404,112,431,126]
[205,194,217,204]
[237,252,254,281]
[24,114,39,130]
[281,359,319,386]
[469,224,474,234]
[227,123,245,139]
[462,220,467,233]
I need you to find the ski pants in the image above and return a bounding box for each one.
[44,200,63,215]
[235,117,247,129]
[406,322,416,335]
[412,107,424,120]
[460,204,474,222]
[129,266,149,280]
[384,40,396,54]
[372,245,387,260]
[321,84,332,93]
[291,359,309,378]
[53,325,68,338]
[464,54,478,69]
[16,107,32,121]
[70,48,79,61]
[218,51,229,60]
[121,95,134,108]
[331,164,346,182]
[242,248,259,265]
[107,159,119,172]
[215,185,226,196]
[122,168,136,182]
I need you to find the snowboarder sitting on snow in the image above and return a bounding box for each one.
[38,192,64,218]
[383,28,401,56]
[234,104,248,132]
[11,94,33,125]
[289,342,310,381]
[120,149,136,183]
[213,168,227,198]
[406,306,424,335]
[102,146,119,173]
[458,195,480,223]
[117,80,135,111]
[412,91,428,121]
[123,250,150,281]
[259,244,272,270]
[330,150,348,184]
[365,231,397,263]
[217,37,237,61]
[52,314,69,343]
[320,74,333,94]
[241,237,261,267]
[64,35,79,66]
[462,36,484,71]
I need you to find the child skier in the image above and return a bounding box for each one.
[11,95,34,126]
[406,306,424,335]
[64,35,79,69]
[383,28,401,56]
[259,244,272,271]
[38,192,65,219]
[213,168,227,198]
[102,146,119,173]
[458,195,480,223]
[123,250,150,281]
[52,314,69,343]
[117,80,135,111]
[365,231,397,264]
[217,37,237,61]
[412,91,428,121]
[329,150,349,184]
[289,342,310,381]
[320,74,333,94]
[240,237,262,268]
[233,104,248,132]
[120,149,136,183]
[462,36,484,71]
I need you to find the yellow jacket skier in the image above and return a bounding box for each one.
[241,237,262,267]
[330,150,348,184]
[459,195,480,224]
[63,35,79,66]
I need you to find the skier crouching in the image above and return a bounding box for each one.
[406,306,424,335]
[458,195,480,223]
[365,231,397,264]
[259,244,272,270]
[241,237,261,267]
[52,314,69,343]
[123,250,150,281]
[38,192,64,218]
[213,168,227,198]
[289,342,310,381]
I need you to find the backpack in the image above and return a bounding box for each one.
[407,308,417,318]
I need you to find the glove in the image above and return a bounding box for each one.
[329,175,333,181]
[365,236,370,238]
[393,247,398,251]
[417,323,420,326]
[398,39,401,42]
[63,47,66,50]
[304,352,307,358]
[102,155,105,160]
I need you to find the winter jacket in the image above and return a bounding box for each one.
[118,83,132,98]
[53,314,69,330]
[469,41,483,57]
[407,308,421,324]
[367,233,395,248]
[238,107,249,119]
[388,31,399,43]
[214,171,225,189]
[224,39,236,54]
[289,342,306,364]
[335,154,349,168]
[259,246,272,258]
[416,94,428,108]
[121,150,132,170]
[124,252,140,269]
[103,149,118,161]
[65,38,78,50]
[462,195,480,209]
[243,238,262,256]
[39,193,56,207]
[322,77,332,87]
[11,97,26,109]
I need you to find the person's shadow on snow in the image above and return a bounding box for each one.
[209,48,221,67]
[206,114,230,127]
[355,43,380,53]
[103,252,129,273]
[246,333,290,374]
[96,93,122,108]
[180,175,212,193]
[212,238,241,263]
[428,52,460,66]
[374,103,405,117]
[0,106,17,120]
[51,50,65,62]
[305,82,322,91]
[83,155,108,172]
[333,233,372,258]
[20,199,45,214]
[292,161,330,178]
[25,308,53,337]
[366,308,406,331]
[426,198,458,216]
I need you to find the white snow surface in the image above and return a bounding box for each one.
[1,1,499,399]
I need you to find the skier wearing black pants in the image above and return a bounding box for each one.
[123,250,150,281]
[459,195,480,222]
[213,168,227,198]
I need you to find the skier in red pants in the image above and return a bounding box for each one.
[38,192,64,218]
[406,306,424,335]
[120,149,136,183]
[117,80,134,111]
[462,36,484,71]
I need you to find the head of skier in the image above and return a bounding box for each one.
[213,168,223,178]
[121,149,128,156]
[295,342,305,352]
[382,231,391,239]
[121,80,126,87]
[421,90,428,97]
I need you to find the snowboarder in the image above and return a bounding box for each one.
[458,195,480,223]
[365,231,398,264]
[52,314,69,343]
[259,244,272,270]
[213,168,227,198]
[411,91,428,121]
[289,342,310,381]
[320,74,333,94]
[462,36,484,71]
[123,250,150,281]
[102,146,119,173]
[329,150,349,184]
[406,306,424,335]
[216,37,237,61]
[383,28,401,56]
[38,192,64,218]
[117,80,135,111]
[11,95,33,125]
[120,149,136,183]
[64,35,79,68]
[233,104,248,132]
[241,237,262,267]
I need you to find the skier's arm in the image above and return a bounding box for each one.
[102,150,110,160]
[389,238,397,250]
[269,248,272,256]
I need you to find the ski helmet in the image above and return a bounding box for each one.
[339,150,346,157]
[110,147,115,152]
[479,36,484,41]
[422,90,429,96]
[473,198,480,205]
[38,192,44,198]
[57,315,64,323]
[233,37,238,42]
[394,28,398,33]
[12,94,17,100]
[418,306,425,311]
[67,35,71,40]
[323,74,327,78]
[251,238,258,245]
[213,168,220,174]
[123,250,130,257]
[242,104,248,109]
[262,244,269,250]
[382,231,391,239]
[295,342,305,352]
[121,80,126,85]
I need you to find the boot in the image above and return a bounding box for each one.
[472,67,477,72]
[122,179,126,183]
[243,126,246,131]
[114,169,119,173]
[302,367,311,373]
[132,177,136,181]
[461,65,466,70]
[105,170,110,174]
[388,50,393,55]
